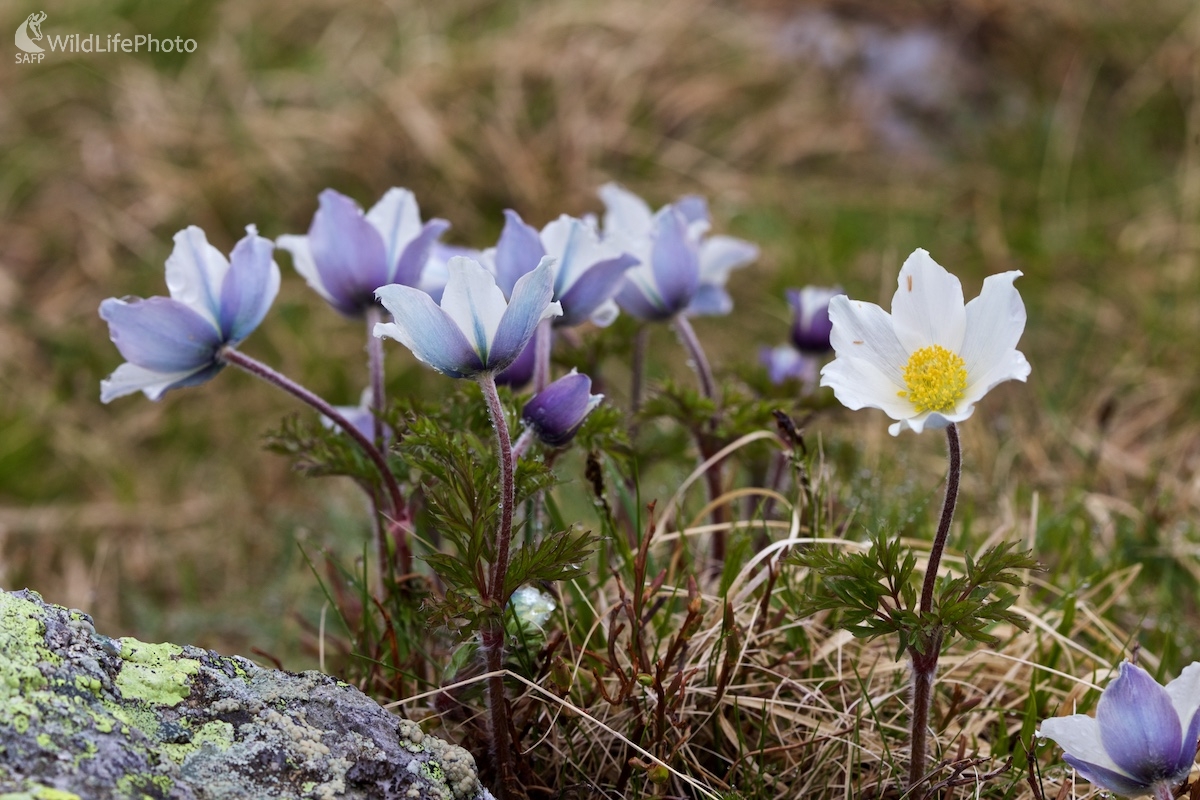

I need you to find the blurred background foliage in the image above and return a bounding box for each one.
[3,0,1200,673]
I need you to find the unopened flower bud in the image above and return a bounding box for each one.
[521,370,602,447]
[788,286,840,354]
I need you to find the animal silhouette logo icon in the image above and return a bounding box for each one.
[15,11,47,53]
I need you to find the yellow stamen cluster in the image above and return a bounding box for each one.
[899,345,967,413]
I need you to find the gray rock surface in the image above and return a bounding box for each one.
[0,589,492,800]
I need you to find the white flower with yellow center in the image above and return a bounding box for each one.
[819,248,1030,436]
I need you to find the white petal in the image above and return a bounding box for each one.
[959,270,1029,397]
[1038,715,1129,777]
[698,235,758,285]
[276,234,338,308]
[827,296,909,387]
[541,215,626,293]
[958,350,1031,410]
[890,249,966,353]
[165,226,229,328]
[589,298,620,327]
[440,256,509,359]
[821,355,914,422]
[599,183,654,240]
[99,362,202,403]
[365,188,422,275]
[1166,662,1200,735]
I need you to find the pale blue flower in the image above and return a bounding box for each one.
[521,369,603,446]
[492,210,637,327]
[99,225,280,403]
[277,188,449,317]
[373,256,562,378]
[598,183,758,320]
[1039,661,1200,798]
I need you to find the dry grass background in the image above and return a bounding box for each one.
[4,0,1200,795]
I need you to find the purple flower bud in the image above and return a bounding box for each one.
[787,286,841,353]
[521,370,603,447]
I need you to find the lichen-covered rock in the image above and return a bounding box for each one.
[0,589,493,800]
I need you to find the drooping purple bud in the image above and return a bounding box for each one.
[520,369,603,447]
[787,286,841,353]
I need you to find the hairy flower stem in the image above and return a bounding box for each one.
[532,318,553,395]
[672,315,718,407]
[366,307,389,594]
[672,314,728,561]
[218,346,412,575]
[478,372,518,798]
[907,422,961,792]
[631,325,648,411]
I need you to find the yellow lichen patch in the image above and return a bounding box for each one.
[899,345,967,413]
[114,639,201,708]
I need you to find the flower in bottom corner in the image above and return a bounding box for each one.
[819,248,1030,436]
[99,225,280,402]
[1038,661,1200,798]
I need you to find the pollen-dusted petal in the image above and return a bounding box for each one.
[599,183,654,240]
[365,187,423,276]
[649,207,700,316]
[819,355,912,421]
[374,283,484,378]
[890,249,966,354]
[220,228,280,343]
[276,234,338,308]
[165,226,230,328]
[308,189,389,315]
[826,295,908,388]
[494,210,546,296]
[1098,662,1183,782]
[555,254,636,327]
[100,296,222,372]
[1164,662,1200,775]
[490,256,562,372]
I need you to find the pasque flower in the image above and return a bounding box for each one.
[761,285,841,385]
[819,248,1030,435]
[598,183,758,320]
[493,210,638,327]
[521,369,603,447]
[277,188,449,317]
[99,225,280,402]
[373,255,562,378]
[1039,661,1200,798]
